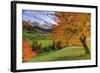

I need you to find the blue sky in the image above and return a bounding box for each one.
[22,10,57,25]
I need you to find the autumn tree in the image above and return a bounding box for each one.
[51,12,91,54]
[23,40,37,62]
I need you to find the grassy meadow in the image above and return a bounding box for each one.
[30,47,91,62]
[23,31,91,62]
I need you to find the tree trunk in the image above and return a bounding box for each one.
[80,34,90,54]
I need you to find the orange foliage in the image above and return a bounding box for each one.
[52,12,91,47]
[23,40,37,62]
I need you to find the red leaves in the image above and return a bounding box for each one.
[23,40,37,62]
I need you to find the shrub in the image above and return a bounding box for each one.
[32,40,43,53]
[23,40,37,62]
[51,41,62,50]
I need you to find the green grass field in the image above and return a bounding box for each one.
[36,40,52,47]
[23,31,52,47]
[29,47,91,62]
[23,31,91,62]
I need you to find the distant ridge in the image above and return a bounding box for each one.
[32,26,52,32]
